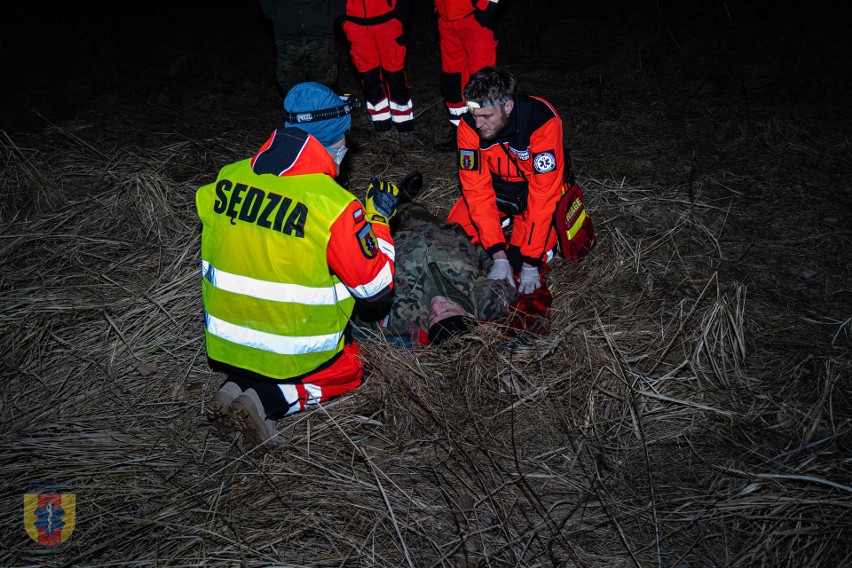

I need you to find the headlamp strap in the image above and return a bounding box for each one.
[466,96,511,110]
[285,95,361,124]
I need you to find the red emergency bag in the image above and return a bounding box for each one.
[555,182,596,261]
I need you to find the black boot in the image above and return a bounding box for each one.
[397,171,424,203]
[434,125,458,152]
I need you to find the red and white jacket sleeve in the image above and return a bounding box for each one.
[457,120,508,257]
[327,201,395,303]
[511,114,564,264]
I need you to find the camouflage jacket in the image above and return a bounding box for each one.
[384,205,514,336]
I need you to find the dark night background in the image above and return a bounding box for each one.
[1,1,851,565]
[2,0,849,137]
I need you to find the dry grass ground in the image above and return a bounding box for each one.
[1,1,850,566]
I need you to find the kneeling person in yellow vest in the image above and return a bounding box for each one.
[196,82,400,449]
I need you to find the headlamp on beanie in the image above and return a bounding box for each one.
[283,82,360,146]
[285,94,360,124]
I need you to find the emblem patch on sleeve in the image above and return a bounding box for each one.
[459,149,479,171]
[533,150,557,173]
[356,223,379,259]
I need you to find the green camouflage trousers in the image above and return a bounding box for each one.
[275,38,338,95]
[384,204,515,336]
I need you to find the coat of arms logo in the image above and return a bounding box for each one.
[24,489,76,546]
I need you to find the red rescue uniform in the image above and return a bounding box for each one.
[447,95,566,267]
[434,0,499,125]
[344,0,414,132]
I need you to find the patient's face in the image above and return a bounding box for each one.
[428,296,472,328]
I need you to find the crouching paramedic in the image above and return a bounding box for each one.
[447,66,565,295]
[196,82,401,449]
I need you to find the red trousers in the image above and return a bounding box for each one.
[343,19,413,131]
[438,14,497,123]
[276,342,365,415]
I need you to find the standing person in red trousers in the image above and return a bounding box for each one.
[434,0,501,152]
[343,0,416,147]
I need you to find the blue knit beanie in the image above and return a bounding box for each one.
[284,82,351,146]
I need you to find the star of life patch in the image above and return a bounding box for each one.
[533,150,557,173]
[356,223,379,259]
[459,148,479,171]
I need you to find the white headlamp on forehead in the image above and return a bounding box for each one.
[466,96,511,111]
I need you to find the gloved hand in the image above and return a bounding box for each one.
[518,265,541,294]
[487,258,515,288]
[365,177,400,226]
[473,1,498,30]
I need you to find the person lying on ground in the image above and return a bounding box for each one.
[373,200,515,346]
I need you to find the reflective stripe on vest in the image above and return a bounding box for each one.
[205,312,341,355]
[202,260,351,305]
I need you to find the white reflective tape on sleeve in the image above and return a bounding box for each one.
[544,248,555,263]
[202,261,350,305]
[205,312,342,355]
[345,260,393,299]
[377,237,395,262]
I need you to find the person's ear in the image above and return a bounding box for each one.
[503,99,514,116]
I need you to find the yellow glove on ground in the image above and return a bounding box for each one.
[365,177,400,225]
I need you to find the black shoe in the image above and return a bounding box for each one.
[397,170,423,203]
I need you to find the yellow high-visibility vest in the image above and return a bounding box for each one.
[196,159,356,380]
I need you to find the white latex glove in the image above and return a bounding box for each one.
[487,258,515,288]
[518,266,541,294]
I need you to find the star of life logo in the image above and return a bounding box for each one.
[23,482,76,546]
[533,151,556,173]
